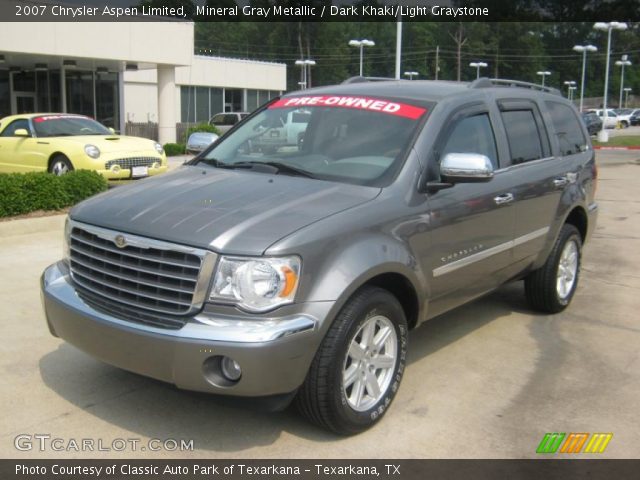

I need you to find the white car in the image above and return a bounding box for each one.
[613,108,634,128]
[588,109,620,129]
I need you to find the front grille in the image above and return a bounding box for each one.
[104,157,158,169]
[69,226,203,317]
[77,288,188,330]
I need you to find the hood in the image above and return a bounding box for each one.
[55,135,158,154]
[71,166,380,255]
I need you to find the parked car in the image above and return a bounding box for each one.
[0,114,167,179]
[581,112,602,136]
[612,108,633,128]
[587,109,620,129]
[186,131,219,154]
[208,112,249,135]
[252,108,312,152]
[42,77,597,435]
[630,110,640,126]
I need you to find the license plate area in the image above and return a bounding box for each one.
[131,166,148,178]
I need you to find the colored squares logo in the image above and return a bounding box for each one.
[537,433,613,454]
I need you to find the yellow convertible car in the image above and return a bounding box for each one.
[0,113,167,179]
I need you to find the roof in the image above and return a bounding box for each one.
[285,77,563,104]
[294,80,468,103]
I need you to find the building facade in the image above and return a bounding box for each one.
[0,20,287,143]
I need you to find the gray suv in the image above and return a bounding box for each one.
[41,77,598,435]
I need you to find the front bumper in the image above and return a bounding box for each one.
[98,165,168,180]
[41,261,331,398]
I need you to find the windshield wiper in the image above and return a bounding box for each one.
[192,157,225,167]
[217,161,317,179]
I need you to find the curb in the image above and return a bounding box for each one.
[0,213,66,238]
[593,146,640,151]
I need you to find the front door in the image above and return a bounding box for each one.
[424,104,518,317]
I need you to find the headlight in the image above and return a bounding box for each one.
[209,256,301,312]
[154,142,164,154]
[63,216,71,261]
[84,144,100,159]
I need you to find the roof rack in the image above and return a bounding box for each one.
[342,76,401,84]
[469,78,561,96]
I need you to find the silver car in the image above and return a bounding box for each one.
[186,131,219,154]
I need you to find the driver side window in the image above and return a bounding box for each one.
[1,119,30,137]
[440,113,498,167]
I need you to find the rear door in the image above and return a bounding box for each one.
[497,99,583,263]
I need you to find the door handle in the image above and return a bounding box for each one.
[494,193,514,205]
[553,176,569,188]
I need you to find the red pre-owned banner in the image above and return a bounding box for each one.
[269,96,427,120]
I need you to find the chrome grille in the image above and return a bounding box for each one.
[69,223,214,319]
[104,157,158,169]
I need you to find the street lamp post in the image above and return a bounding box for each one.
[348,39,375,77]
[615,55,632,108]
[537,70,551,87]
[403,71,418,80]
[623,87,632,108]
[469,61,488,79]
[573,44,598,112]
[594,21,628,142]
[295,59,316,90]
[564,80,576,99]
[569,86,577,101]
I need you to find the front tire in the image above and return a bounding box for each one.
[49,155,73,176]
[525,224,582,313]
[296,286,408,435]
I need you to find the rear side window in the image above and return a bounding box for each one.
[545,101,587,156]
[440,113,498,167]
[500,110,544,164]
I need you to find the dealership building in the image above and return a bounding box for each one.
[0,20,287,143]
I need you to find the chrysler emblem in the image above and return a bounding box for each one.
[114,235,127,248]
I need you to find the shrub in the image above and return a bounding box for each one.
[0,170,108,218]
[163,143,186,156]
[185,123,220,141]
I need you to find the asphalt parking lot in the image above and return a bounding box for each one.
[1,149,639,459]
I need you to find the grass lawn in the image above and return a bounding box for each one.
[593,135,640,147]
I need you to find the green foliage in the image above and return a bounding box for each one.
[0,170,107,218]
[163,143,186,156]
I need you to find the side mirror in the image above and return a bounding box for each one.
[440,153,494,183]
[13,129,30,137]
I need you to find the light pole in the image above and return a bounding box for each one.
[573,44,598,112]
[403,71,418,80]
[569,86,577,102]
[469,61,488,79]
[623,87,632,108]
[564,80,576,99]
[594,21,628,142]
[615,55,632,108]
[349,39,375,77]
[537,70,551,87]
[295,59,316,90]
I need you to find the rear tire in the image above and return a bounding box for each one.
[296,286,408,435]
[49,155,73,176]
[525,224,582,313]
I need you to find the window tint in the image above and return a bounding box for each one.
[546,101,587,156]
[0,119,30,137]
[441,113,498,167]
[209,114,226,125]
[224,114,239,125]
[500,110,544,164]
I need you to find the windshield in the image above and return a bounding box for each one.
[32,115,111,137]
[195,95,428,186]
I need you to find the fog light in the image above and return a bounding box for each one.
[221,356,242,381]
[111,164,121,173]
[152,162,159,169]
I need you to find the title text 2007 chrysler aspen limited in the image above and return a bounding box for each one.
[42,78,597,434]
